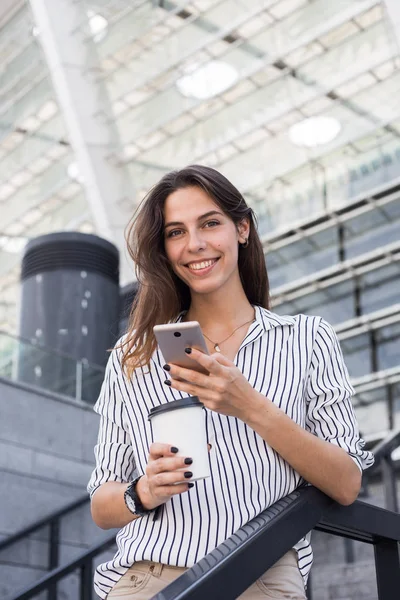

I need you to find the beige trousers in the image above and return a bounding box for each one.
[106,550,307,599]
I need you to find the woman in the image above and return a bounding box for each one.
[88,165,373,599]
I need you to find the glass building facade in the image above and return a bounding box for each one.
[0,0,399,439]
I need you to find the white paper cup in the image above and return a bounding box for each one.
[148,396,210,482]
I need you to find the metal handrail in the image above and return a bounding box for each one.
[0,494,89,553]
[6,486,400,600]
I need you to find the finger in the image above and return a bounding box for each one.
[149,443,180,460]
[148,455,193,475]
[168,364,209,387]
[156,482,193,498]
[168,377,202,397]
[185,347,229,376]
[152,470,193,488]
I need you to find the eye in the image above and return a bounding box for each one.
[204,220,220,228]
[166,229,183,238]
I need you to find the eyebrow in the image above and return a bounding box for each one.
[164,210,223,229]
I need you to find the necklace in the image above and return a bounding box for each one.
[202,317,255,352]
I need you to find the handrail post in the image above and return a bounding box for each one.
[48,519,59,600]
[80,559,93,600]
[381,455,399,513]
[374,538,400,599]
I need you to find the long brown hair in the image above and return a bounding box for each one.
[120,164,270,376]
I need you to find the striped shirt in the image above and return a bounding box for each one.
[87,306,374,598]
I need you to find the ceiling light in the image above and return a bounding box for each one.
[20,115,40,133]
[289,116,341,148]
[10,170,33,187]
[87,10,108,43]
[176,60,238,100]
[0,183,15,200]
[67,162,84,184]
[37,100,58,122]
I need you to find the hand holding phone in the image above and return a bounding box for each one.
[153,321,209,375]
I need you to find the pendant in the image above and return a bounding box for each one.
[214,344,221,352]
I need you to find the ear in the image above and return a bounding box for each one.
[237,218,250,243]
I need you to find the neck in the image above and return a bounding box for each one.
[185,287,254,331]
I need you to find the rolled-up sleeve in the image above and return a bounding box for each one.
[305,319,374,472]
[87,348,136,498]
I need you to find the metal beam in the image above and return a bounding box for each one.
[384,0,400,47]
[29,0,135,282]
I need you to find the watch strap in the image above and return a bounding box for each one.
[124,476,154,517]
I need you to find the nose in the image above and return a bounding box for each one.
[186,228,206,253]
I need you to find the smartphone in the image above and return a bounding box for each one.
[153,321,209,374]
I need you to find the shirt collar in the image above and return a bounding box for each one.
[236,306,295,352]
[254,305,296,332]
[176,305,295,331]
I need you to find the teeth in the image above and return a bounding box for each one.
[188,259,216,271]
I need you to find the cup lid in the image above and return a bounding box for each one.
[148,396,203,420]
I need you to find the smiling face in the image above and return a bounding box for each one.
[163,186,249,298]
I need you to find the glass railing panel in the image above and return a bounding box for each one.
[0,332,105,404]
[80,362,105,404]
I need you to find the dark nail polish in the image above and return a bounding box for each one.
[184,457,193,465]
[184,471,193,479]
[163,364,170,371]
[185,347,192,354]
[171,446,179,453]
[188,483,194,488]
[164,379,171,386]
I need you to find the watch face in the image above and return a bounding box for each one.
[125,491,136,514]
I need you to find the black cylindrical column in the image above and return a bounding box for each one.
[119,281,139,336]
[19,232,120,402]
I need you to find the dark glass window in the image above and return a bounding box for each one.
[267,225,339,289]
[341,333,371,379]
[343,198,400,260]
[273,279,355,324]
[376,322,400,371]
[359,263,400,315]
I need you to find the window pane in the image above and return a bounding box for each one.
[268,226,339,288]
[376,323,400,371]
[354,387,389,436]
[360,264,400,315]
[354,400,389,437]
[344,202,400,260]
[341,333,371,378]
[274,279,355,324]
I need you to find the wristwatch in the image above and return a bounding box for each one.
[124,476,153,517]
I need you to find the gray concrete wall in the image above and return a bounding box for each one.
[0,377,115,600]
[309,479,400,600]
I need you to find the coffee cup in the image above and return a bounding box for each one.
[148,396,210,482]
